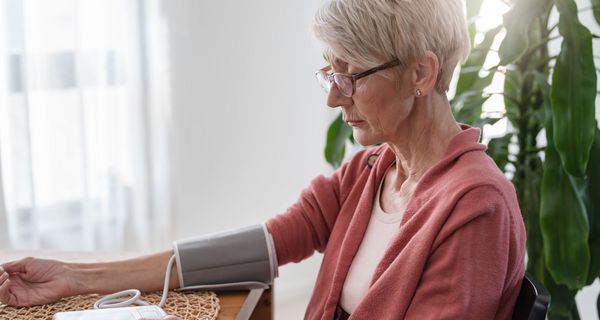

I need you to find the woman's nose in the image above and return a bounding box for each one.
[326,83,351,109]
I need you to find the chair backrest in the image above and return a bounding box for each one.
[511,273,551,320]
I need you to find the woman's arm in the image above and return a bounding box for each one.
[403,186,526,319]
[0,250,179,307]
[69,250,179,294]
[266,148,377,266]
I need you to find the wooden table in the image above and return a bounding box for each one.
[0,250,272,320]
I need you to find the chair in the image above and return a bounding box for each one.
[511,273,550,320]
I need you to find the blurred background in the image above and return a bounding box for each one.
[0,0,598,318]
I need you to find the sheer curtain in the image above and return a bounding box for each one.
[0,155,7,247]
[0,0,172,251]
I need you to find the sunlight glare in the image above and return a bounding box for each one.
[475,0,511,138]
[475,0,510,34]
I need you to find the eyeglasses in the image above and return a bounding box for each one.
[315,59,400,97]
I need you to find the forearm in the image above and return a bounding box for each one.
[67,250,179,295]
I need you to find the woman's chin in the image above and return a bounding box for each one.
[352,129,380,147]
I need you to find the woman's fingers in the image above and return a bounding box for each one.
[0,269,13,305]
[0,270,9,300]
[1,258,29,273]
[0,276,15,305]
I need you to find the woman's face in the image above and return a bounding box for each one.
[325,56,416,146]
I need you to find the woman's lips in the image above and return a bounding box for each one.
[346,120,364,127]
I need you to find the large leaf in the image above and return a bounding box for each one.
[451,24,501,124]
[540,108,590,289]
[455,26,502,96]
[498,0,548,64]
[540,142,590,289]
[551,0,597,177]
[585,128,600,284]
[521,155,544,276]
[503,66,521,125]
[591,0,600,25]
[324,113,353,168]
[486,133,512,170]
[543,263,579,318]
[450,91,490,124]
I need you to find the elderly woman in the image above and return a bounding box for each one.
[0,0,525,319]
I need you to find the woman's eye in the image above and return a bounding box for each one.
[331,59,349,72]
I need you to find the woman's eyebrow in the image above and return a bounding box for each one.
[329,58,347,69]
[321,53,348,72]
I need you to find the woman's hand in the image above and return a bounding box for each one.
[0,257,75,307]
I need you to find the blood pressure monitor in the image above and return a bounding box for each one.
[53,305,167,320]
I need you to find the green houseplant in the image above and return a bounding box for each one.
[324,0,600,318]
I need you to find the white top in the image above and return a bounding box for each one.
[339,172,405,313]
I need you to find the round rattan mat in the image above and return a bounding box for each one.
[0,290,220,320]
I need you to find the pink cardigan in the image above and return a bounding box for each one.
[266,126,526,319]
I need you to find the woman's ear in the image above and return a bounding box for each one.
[411,51,439,97]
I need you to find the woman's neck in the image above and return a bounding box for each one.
[386,93,461,192]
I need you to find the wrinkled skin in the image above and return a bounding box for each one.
[0,257,74,307]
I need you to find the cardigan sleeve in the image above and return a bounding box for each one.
[265,149,371,266]
[404,185,526,319]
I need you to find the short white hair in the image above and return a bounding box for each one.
[313,0,471,92]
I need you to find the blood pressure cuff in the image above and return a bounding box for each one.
[173,224,278,291]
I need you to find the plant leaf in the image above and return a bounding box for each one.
[498,0,547,64]
[585,127,600,284]
[324,113,353,168]
[451,91,490,124]
[540,106,590,289]
[521,155,544,277]
[456,25,502,96]
[528,70,551,97]
[451,25,501,124]
[591,0,600,25]
[571,303,582,320]
[551,0,597,177]
[486,133,512,170]
[540,141,591,289]
[543,265,579,318]
[503,66,521,125]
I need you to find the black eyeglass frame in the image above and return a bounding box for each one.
[316,59,400,97]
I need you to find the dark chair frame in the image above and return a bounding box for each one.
[511,273,551,320]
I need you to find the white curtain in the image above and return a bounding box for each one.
[0,0,172,251]
[0,152,8,247]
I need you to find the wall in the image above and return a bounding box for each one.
[161,1,330,318]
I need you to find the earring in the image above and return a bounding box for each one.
[415,89,422,97]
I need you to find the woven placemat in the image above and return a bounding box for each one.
[0,290,220,320]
